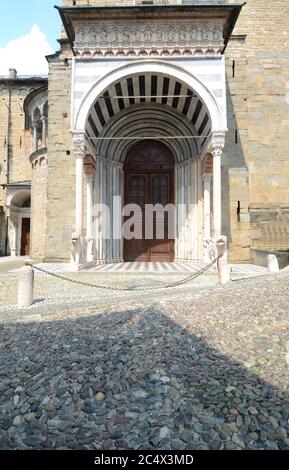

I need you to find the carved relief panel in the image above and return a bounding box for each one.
[74,20,224,57]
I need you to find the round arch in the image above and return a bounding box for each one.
[9,190,31,208]
[89,103,199,163]
[124,139,175,169]
[74,60,225,133]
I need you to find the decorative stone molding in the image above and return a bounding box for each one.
[84,155,96,176]
[76,48,223,58]
[72,131,86,157]
[210,132,226,157]
[201,153,213,174]
[74,21,224,57]
[29,147,47,168]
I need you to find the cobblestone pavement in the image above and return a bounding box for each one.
[0,271,289,450]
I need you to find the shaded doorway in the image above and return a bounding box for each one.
[124,141,175,262]
[20,218,30,256]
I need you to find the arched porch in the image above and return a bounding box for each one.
[5,186,31,257]
[70,63,226,269]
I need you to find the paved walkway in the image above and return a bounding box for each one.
[0,271,289,450]
[16,260,268,279]
[0,256,268,277]
[87,261,267,276]
[0,256,28,264]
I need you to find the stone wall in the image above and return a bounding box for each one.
[0,84,32,187]
[224,0,289,261]
[44,45,75,262]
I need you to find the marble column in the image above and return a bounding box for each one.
[112,163,122,263]
[41,116,47,148]
[108,163,113,263]
[178,164,185,260]
[85,172,94,263]
[174,165,179,260]
[203,173,212,240]
[100,160,108,263]
[96,159,105,264]
[32,121,38,152]
[9,216,17,257]
[211,134,225,240]
[75,154,84,236]
[94,158,101,263]
[71,132,86,268]
[119,168,124,262]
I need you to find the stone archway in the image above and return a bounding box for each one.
[75,61,224,134]
[70,64,226,269]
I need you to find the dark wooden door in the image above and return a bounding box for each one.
[21,218,30,256]
[124,141,174,262]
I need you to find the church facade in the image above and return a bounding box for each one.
[0,0,289,268]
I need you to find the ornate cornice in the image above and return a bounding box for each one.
[30,147,47,168]
[75,48,223,58]
[74,21,224,58]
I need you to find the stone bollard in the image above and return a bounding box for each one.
[18,265,34,308]
[267,254,279,273]
[216,236,231,285]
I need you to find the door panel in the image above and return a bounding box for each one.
[124,174,148,261]
[149,174,173,261]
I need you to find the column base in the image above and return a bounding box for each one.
[203,238,216,263]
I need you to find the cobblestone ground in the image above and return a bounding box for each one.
[0,271,289,450]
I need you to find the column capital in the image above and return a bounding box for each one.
[202,172,212,183]
[210,132,226,157]
[9,214,17,225]
[85,172,95,183]
[71,131,86,156]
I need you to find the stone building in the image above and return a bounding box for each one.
[0,0,289,268]
[0,69,47,257]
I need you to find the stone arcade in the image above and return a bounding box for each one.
[1,1,289,269]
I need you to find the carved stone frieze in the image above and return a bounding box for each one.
[72,132,86,156]
[74,21,224,57]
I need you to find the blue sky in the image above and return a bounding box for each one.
[0,1,62,75]
[0,0,60,49]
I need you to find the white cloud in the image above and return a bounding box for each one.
[0,25,53,76]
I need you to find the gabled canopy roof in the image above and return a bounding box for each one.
[56,3,245,54]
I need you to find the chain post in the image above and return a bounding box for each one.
[216,236,230,285]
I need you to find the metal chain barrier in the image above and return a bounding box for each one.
[25,257,220,292]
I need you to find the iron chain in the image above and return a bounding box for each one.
[25,258,219,292]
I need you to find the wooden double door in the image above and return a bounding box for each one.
[124,141,175,262]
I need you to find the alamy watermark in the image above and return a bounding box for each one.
[93,196,191,240]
